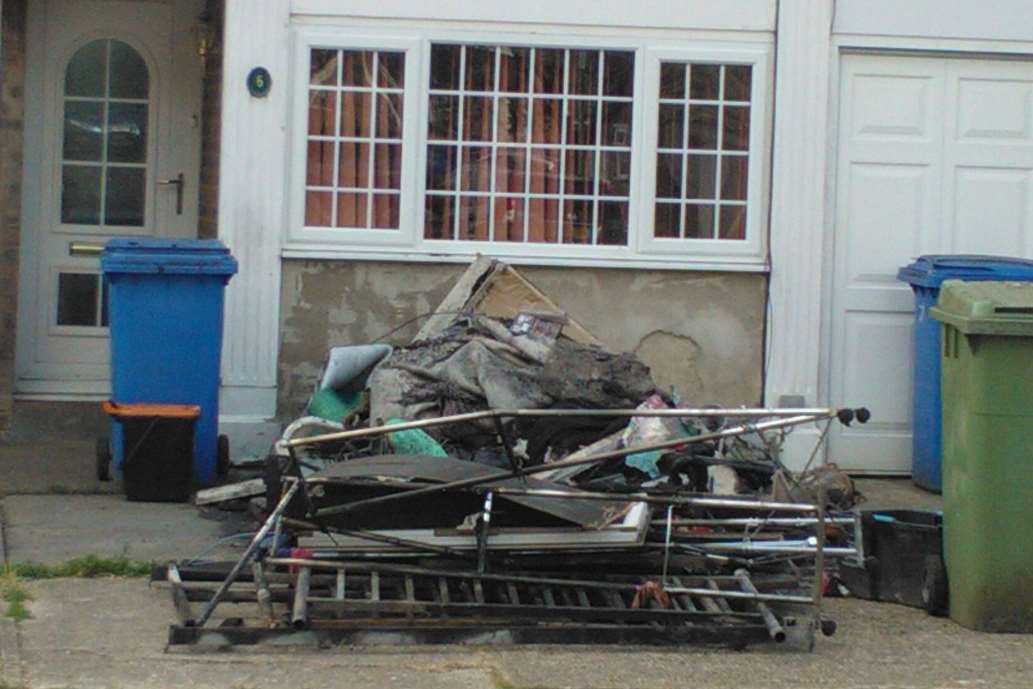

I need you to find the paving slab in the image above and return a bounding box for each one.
[17,578,495,689]
[1,494,248,565]
[0,441,119,497]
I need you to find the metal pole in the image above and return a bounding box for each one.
[735,568,786,642]
[313,414,828,520]
[813,485,827,637]
[291,566,311,630]
[288,407,853,448]
[482,487,819,512]
[676,541,856,556]
[282,517,478,561]
[194,480,300,627]
[655,516,856,527]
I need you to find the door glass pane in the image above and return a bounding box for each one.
[65,41,106,97]
[63,101,104,161]
[105,167,145,226]
[108,40,149,98]
[107,103,147,163]
[61,165,102,224]
[60,39,150,228]
[57,273,99,326]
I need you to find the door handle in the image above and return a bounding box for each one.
[158,173,184,215]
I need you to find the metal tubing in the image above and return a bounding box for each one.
[313,414,826,520]
[812,486,827,636]
[483,487,819,513]
[655,517,856,527]
[283,517,478,561]
[291,567,311,630]
[264,557,813,605]
[251,562,276,624]
[288,407,846,448]
[678,541,856,556]
[194,480,300,627]
[735,568,786,642]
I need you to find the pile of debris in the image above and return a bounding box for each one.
[164,257,869,650]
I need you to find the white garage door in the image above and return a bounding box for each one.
[829,53,1033,473]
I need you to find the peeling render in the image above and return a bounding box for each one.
[278,260,767,417]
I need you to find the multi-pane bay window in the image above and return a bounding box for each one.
[423,45,634,245]
[290,31,770,267]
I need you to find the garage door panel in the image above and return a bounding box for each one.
[954,77,1033,145]
[845,162,937,283]
[851,72,938,144]
[841,311,913,433]
[952,167,1032,256]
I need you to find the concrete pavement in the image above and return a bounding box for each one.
[1,577,1032,689]
[1,494,249,565]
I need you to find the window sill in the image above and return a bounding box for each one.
[280,242,770,273]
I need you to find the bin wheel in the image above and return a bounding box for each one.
[922,555,949,617]
[217,434,230,478]
[96,436,112,482]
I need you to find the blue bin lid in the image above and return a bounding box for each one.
[896,255,1033,288]
[101,238,239,276]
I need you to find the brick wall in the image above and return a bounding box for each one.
[197,0,224,240]
[0,0,27,437]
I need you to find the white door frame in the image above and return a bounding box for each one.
[15,0,203,399]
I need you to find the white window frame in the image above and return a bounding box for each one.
[285,25,772,270]
[636,46,772,263]
[288,30,423,247]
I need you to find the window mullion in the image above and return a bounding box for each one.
[488,48,501,242]
[679,64,690,239]
[330,50,343,229]
[452,47,466,241]
[522,48,536,243]
[557,50,569,244]
[366,51,379,229]
[591,50,603,246]
[99,40,111,228]
[713,64,726,239]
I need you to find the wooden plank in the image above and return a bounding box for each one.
[370,572,381,602]
[166,564,194,624]
[194,478,265,506]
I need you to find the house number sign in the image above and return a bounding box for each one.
[247,67,272,97]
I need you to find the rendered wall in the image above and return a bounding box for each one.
[278,260,767,417]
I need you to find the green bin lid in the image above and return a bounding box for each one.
[929,280,1033,336]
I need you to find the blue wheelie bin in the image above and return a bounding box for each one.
[101,239,238,489]
[897,255,1033,492]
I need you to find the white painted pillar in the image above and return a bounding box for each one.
[216,0,290,425]
[765,0,834,465]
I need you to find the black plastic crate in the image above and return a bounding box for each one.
[839,510,947,615]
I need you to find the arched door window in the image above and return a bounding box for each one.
[61,39,150,228]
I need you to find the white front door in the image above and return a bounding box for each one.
[15,0,202,398]
[828,53,1033,472]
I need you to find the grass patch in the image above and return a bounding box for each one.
[8,554,152,579]
[1,566,33,621]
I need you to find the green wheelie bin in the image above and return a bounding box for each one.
[931,280,1033,632]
